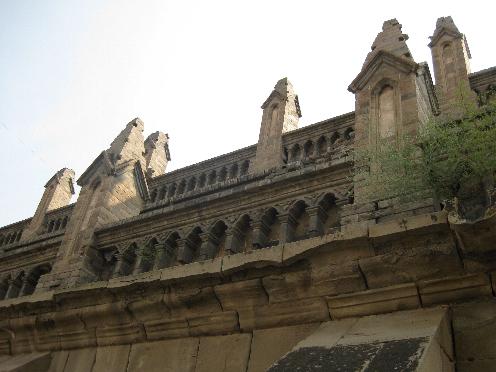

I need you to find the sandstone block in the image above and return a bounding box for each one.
[247,323,321,372]
[127,338,199,372]
[196,334,252,372]
[92,345,130,372]
[327,283,420,319]
[419,273,492,306]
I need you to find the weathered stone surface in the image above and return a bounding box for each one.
[63,348,96,372]
[0,352,51,372]
[247,323,321,372]
[160,258,223,283]
[214,279,268,310]
[452,299,496,362]
[221,245,283,274]
[47,351,69,372]
[359,234,462,288]
[419,273,492,306]
[327,283,420,319]
[127,338,199,372]
[238,297,329,331]
[196,334,252,372]
[92,345,130,372]
[269,308,453,372]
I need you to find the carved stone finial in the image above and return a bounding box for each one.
[250,78,301,173]
[363,18,413,68]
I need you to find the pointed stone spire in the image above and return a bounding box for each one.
[429,16,474,115]
[363,19,413,68]
[250,78,301,173]
[38,118,150,290]
[22,168,75,240]
[107,117,146,165]
[144,131,170,178]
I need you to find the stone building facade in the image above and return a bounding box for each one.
[0,17,495,371]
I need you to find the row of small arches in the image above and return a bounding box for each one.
[149,159,251,203]
[284,128,355,163]
[102,193,340,279]
[46,216,69,234]
[0,264,52,300]
[0,230,23,247]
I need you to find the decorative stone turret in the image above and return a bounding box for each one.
[349,19,438,203]
[21,168,75,241]
[429,16,474,116]
[37,118,149,289]
[144,131,170,177]
[250,78,301,173]
[349,19,438,147]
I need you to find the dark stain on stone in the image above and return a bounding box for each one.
[267,337,429,372]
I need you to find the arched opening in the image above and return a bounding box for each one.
[290,144,301,162]
[176,179,186,195]
[208,170,217,185]
[330,132,340,145]
[156,231,180,269]
[0,276,9,299]
[253,208,280,249]
[21,264,51,296]
[15,230,22,242]
[303,140,315,158]
[290,200,310,242]
[61,216,68,229]
[187,177,197,192]
[198,173,207,188]
[317,136,327,156]
[218,167,227,182]
[135,238,158,274]
[5,272,24,299]
[168,183,177,198]
[47,221,54,233]
[229,163,239,179]
[199,220,227,260]
[378,85,395,139]
[178,227,203,264]
[113,244,138,278]
[158,186,167,200]
[54,219,61,231]
[149,188,158,202]
[442,43,455,94]
[227,214,252,254]
[240,160,250,176]
[344,128,355,141]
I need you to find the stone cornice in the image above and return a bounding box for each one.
[0,209,495,355]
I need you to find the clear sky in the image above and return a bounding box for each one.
[0,0,494,227]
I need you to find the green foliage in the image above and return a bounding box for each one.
[354,101,496,203]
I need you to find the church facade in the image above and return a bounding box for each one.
[0,17,495,371]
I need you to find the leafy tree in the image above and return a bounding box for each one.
[354,96,496,219]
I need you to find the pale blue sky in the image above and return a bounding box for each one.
[0,0,494,227]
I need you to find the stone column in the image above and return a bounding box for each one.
[112,253,133,278]
[5,278,21,299]
[307,206,328,238]
[251,220,270,249]
[279,214,296,244]
[225,225,246,255]
[153,241,175,270]
[198,232,219,261]
[177,238,194,264]
[18,276,36,297]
